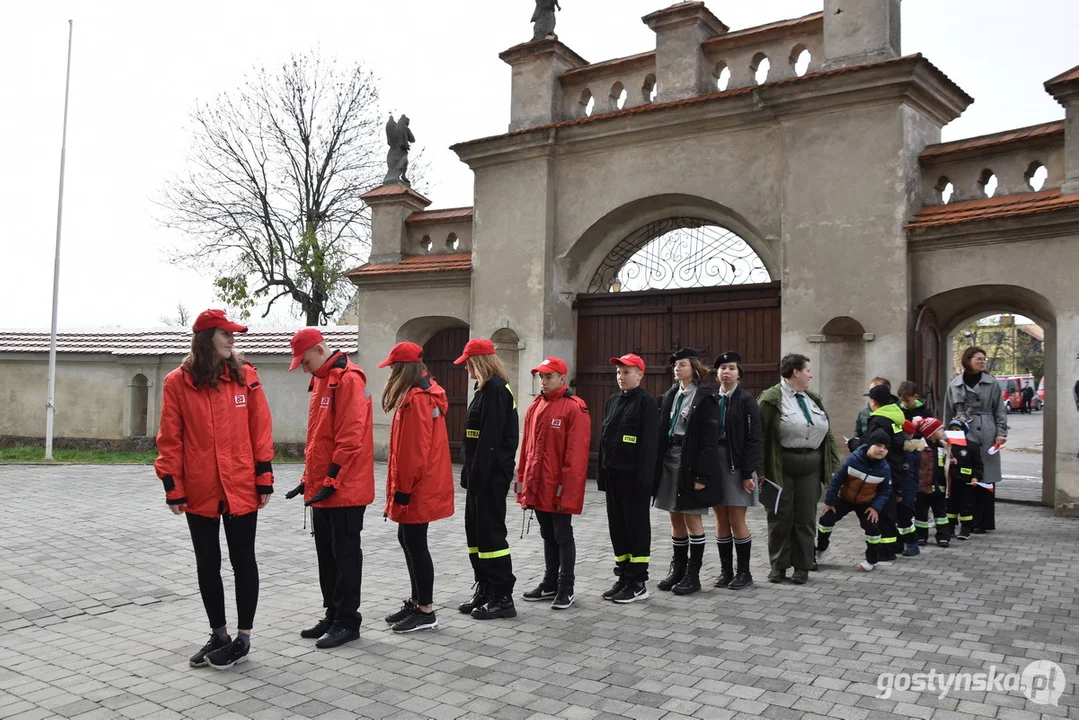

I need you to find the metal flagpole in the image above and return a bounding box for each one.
[45,20,74,461]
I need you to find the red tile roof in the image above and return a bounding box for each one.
[0,328,360,356]
[407,207,474,225]
[906,189,1079,229]
[702,11,823,51]
[349,253,472,277]
[453,54,968,151]
[1045,65,1079,89]
[920,121,1064,162]
[360,184,432,204]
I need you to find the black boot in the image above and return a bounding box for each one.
[713,536,734,588]
[457,582,488,614]
[657,538,689,592]
[471,595,517,620]
[672,537,704,596]
[728,536,754,590]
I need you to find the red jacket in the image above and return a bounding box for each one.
[303,352,375,508]
[384,375,455,524]
[155,363,275,518]
[516,385,591,514]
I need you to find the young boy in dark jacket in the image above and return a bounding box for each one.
[910,416,951,547]
[815,429,892,572]
[598,354,659,604]
[945,418,984,540]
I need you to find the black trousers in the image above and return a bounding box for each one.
[464,475,515,595]
[896,502,917,546]
[972,484,995,530]
[398,522,434,606]
[816,499,881,565]
[534,510,575,586]
[312,505,365,631]
[186,511,259,631]
[914,491,950,541]
[604,474,651,582]
[947,477,975,528]
[877,494,899,558]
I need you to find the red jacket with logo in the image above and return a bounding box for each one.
[384,375,455,524]
[154,363,275,518]
[303,352,375,508]
[516,386,591,514]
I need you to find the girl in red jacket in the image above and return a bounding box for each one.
[379,342,455,633]
[516,357,591,610]
[154,310,275,671]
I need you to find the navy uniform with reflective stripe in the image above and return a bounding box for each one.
[461,376,519,596]
[598,386,659,582]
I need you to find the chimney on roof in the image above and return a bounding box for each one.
[642,2,728,102]
[1045,65,1079,195]
[822,0,901,70]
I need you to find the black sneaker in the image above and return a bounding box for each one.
[189,633,230,668]
[550,587,574,610]
[521,583,556,602]
[385,600,416,625]
[937,538,950,548]
[790,569,809,585]
[300,617,333,639]
[610,581,648,604]
[392,610,438,633]
[602,579,627,601]
[957,525,972,540]
[471,595,517,620]
[207,637,249,670]
[315,623,360,649]
[767,569,787,583]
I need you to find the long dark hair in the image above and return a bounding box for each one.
[183,329,245,388]
[382,361,428,413]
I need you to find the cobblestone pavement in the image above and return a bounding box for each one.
[0,464,1076,720]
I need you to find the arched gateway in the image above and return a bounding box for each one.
[351,1,1079,514]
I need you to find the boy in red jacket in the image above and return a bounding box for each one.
[286,328,375,649]
[516,357,592,610]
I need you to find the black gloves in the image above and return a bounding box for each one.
[393,491,411,506]
[285,483,304,500]
[304,485,336,506]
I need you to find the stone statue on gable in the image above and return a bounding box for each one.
[383,114,415,186]
[532,0,561,41]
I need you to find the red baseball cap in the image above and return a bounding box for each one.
[379,341,424,368]
[609,353,646,373]
[289,327,325,371]
[454,338,496,365]
[192,309,248,334]
[532,357,568,375]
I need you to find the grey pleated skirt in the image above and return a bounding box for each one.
[654,445,710,514]
[715,445,759,508]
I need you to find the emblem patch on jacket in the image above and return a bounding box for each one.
[234,394,246,406]
[320,397,330,407]
[551,418,562,428]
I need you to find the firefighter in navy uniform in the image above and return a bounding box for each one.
[598,353,660,604]
[945,418,984,540]
[454,339,520,620]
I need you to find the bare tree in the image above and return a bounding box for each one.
[162,53,407,326]
[159,302,192,327]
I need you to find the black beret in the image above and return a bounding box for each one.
[713,350,742,368]
[669,347,701,365]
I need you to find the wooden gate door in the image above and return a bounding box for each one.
[914,306,941,414]
[423,327,470,460]
[574,282,781,471]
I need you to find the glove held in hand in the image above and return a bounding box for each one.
[284,483,304,500]
[305,485,337,506]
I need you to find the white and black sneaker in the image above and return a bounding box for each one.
[392,610,438,633]
[189,633,230,668]
[207,637,249,670]
[385,600,416,625]
[522,583,556,602]
[611,581,649,604]
[550,588,574,610]
[814,548,829,569]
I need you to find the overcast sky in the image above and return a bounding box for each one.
[2,1,1075,330]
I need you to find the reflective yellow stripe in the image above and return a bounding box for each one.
[614,553,631,562]
[914,521,931,528]
[960,467,973,475]
[935,518,950,525]
[817,524,834,534]
[466,429,480,439]
[866,537,881,544]
[880,536,897,543]
[898,526,916,535]
[622,435,637,444]
[629,555,650,563]
[947,513,958,519]
[508,385,517,410]
[477,548,511,560]
[467,546,479,554]
[959,514,973,522]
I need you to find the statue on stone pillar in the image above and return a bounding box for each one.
[383,114,415,186]
[531,0,561,41]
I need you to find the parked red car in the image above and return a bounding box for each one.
[998,374,1042,412]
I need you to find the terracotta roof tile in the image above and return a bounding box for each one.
[360,184,432,203]
[0,328,359,355]
[702,12,823,51]
[349,253,472,277]
[453,54,967,151]
[906,189,1079,229]
[920,120,1064,162]
[407,207,474,224]
[1045,65,1079,88]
